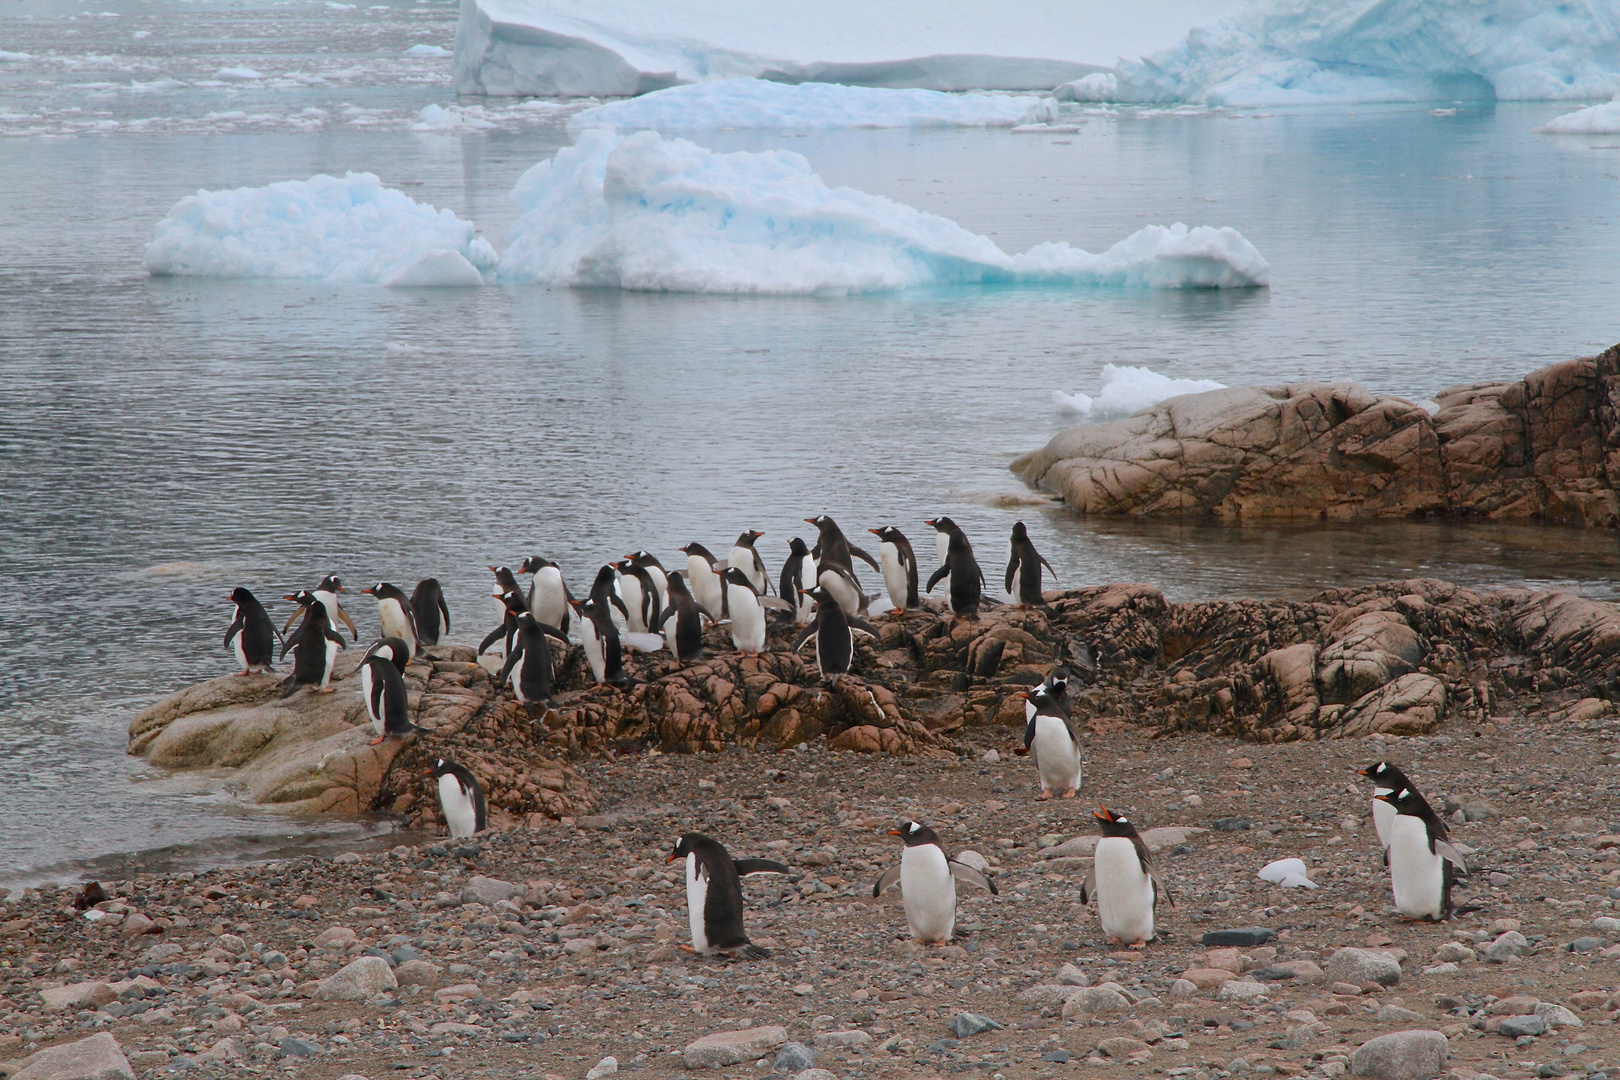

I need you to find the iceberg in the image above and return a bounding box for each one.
[1053,365,1228,419]
[1074,0,1620,106]
[452,0,1240,97]
[568,79,1059,132]
[1540,95,1620,134]
[144,172,497,286]
[497,128,1270,293]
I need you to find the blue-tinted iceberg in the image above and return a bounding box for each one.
[568,79,1058,132]
[144,172,496,286]
[1540,96,1620,134]
[497,128,1270,293]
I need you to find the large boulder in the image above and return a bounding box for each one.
[13,1033,134,1080]
[1349,1030,1448,1080]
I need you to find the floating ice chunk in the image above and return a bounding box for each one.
[498,129,1270,294]
[214,66,264,80]
[144,171,496,285]
[1539,97,1620,135]
[404,43,452,57]
[0,50,32,62]
[1258,858,1317,888]
[413,103,496,130]
[1052,365,1227,418]
[1054,72,1119,102]
[568,79,1058,132]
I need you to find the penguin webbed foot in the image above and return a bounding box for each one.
[1036,789,1053,801]
[1127,940,1147,950]
[1060,789,1077,799]
[678,944,698,954]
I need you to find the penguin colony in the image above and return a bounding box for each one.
[224,524,1471,954]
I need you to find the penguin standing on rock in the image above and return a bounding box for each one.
[363,582,421,656]
[1019,681,1081,799]
[721,567,771,655]
[283,575,357,642]
[654,571,715,664]
[680,543,725,619]
[1359,761,1416,854]
[628,552,669,621]
[478,589,527,657]
[668,833,788,958]
[362,653,421,744]
[807,515,879,617]
[225,587,281,674]
[520,556,573,637]
[779,537,818,626]
[573,597,633,688]
[411,578,451,647]
[497,612,571,705]
[1005,521,1057,607]
[616,558,654,634]
[427,758,486,839]
[1377,786,1468,921]
[728,530,771,595]
[587,564,631,628]
[925,518,985,619]
[364,636,411,675]
[1080,807,1172,948]
[279,592,346,694]
[795,586,879,682]
[869,526,919,615]
[873,821,997,945]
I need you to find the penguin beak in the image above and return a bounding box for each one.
[362,587,375,596]
[283,594,299,602]
[1016,691,1029,700]
[887,828,904,837]
[1357,767,1371,777]
[924,518,936,527]
[868,528,881,535]
[804,518,816,526]
[665,853,678,864]
[1093,806,1113,822]
[1373,793,1394,804]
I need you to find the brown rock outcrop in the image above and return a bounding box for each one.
[1013,343,1620,525]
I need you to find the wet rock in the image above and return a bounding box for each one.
[682,1026,788,1069]
[1349,1030,1448,1080]
[314,956,397,1001]
[1327,948,1401,987]
[13,1033,134,1080]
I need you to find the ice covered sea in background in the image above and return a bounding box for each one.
[4,0,1620,885]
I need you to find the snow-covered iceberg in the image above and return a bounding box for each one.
[1053,365,1228,419]
[452,0,1239,97]
[144,172,497,286]
[497,128,1270,293]
[1073,0,1620,106]
[1540,95,1620,134]
[568,79,1058,132]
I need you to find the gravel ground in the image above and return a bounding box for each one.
[5,712,1620,1080]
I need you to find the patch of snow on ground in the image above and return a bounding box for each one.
[143,171,496,285]
[1052,364,1228,418]
[567,79,1058,132]
[1540,96,1620,135]
[497,128,1270,293]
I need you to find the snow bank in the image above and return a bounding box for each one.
[568,79,1058,132]
[497,129,1270,293]
[1052,364,1227,418]
[144,172,497,286]
[1540,96,1620,135]
[453,0,1241,97]
[1075,0,1620,106]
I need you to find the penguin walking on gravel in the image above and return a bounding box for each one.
[925,517,985,619]
[225,587,281,674]
[728,530,771,596]
[427,758,486,839]
[363,582,421,656]
[654,571,715,664]
[873,821,997,945]
[279,592,346,694]
[520,556,573,638]
[1359,761,1416,854]
[668,833,788,958]
[362,653,421,744]
[572,597,633,689]
[680,543,725,620]
[411,578,451,647]
[869,526,919,615]
[779,537,818,626]
[1080,807,1173,948]
[1019,681,1081,799]
[795,586,879,682]
[1377,786,1468,921]
[1005,521,1056,607]
[497,612,571,706]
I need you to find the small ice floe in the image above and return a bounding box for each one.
[1539,96,1620,136]
[1258,857,1318,888]
[214,66,264,80]
[1052,363,1226,419]
[404,43,451,57]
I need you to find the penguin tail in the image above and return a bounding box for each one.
[738,942,771,960]
[277,678,302,700]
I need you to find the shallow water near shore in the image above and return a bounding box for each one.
[3,0,1620,886]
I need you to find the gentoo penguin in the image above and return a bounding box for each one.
[225,587,281,674]
[779,537,818,626]
[806,515,881,575]
[667,833,788,958]
[279,592,345,693]
[794,586,879,681]
[616,558,653,633]
[654,571,714,663]
[361,638,412,726]
[410,578,450,646]
[573,598,633,688]
[363,582,420,656]
[1005,521,1056,607]
[427,758,486,839]
[489,565,523,629]
[1359,761,1416,853]
[1020,682,1081,799]
[925,518,985,619]
[362,653,421,744]
[477,589,527,657]
[1025,668,1069,723]
[728,530,771,595]
[1080,807,1172,948]
[628,552,669,621]
[1377,786,1468,921]
[868,526,919,615]
[497,612,570,705]
[873,821,997,945]
[587,563,631,627]
[283,575,358,642]
[519,556,572,637]
[720,567,776,655]
[680,543,725,619]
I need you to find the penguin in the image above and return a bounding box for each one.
[616,558,653,634]
[728,530,771,595]
[363,636,412,680]
[868,526,919,615]
[225,587,281,674]
[410,578,451,647]
[1005,521,1057,607]
[1359,761,1416,853]
[283,575,358,642]
[1025,668,1070,723]
[779,537,818,626]
[587,563,631,627]
[805,515,881,575]
[924,518,985,619]
[489,565,523,628]
[667,833,788,958]
[680,543,725,620]
[363,582,420,656]
[1080,807,1172,948]
[497,612,571,705]
[721,567,769,655]
[1377,786,1468,921]
[872,821,996,945]
[794,586,879,681]
[477,589,527,657]
[1020,682,1081,799]
[520,556,572,637]
[279,592,346,693]
[362,653,421,745]
[572,598,633,689]
[628,552,669,621]
[427,757,486,839]
[654,571,714,664]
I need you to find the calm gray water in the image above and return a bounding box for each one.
[2,0,1619,886]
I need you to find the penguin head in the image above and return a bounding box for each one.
[1043,670,1069,699]
[735,529,763,547]
[629,551,663,569]
[361,582,393,598]
[518,555,551,574]
[889,821,939,847]
[1375,786,1429,815]
[788,536,810,555]
[924,517,944,532]
[667,832,707,863]
[1020,685,1056,712]
[360,653,392,673]
[229,586,256,607]
[665,571,690,596]
[800,585,830,605]
[868,526,899,542]
[1093,806,1140,837]
[498,589,527,614]
[805,515,836,533]
[722,567,755,590]
[680,542,715,563]
[425,757,472,785]
[1359,761,1409,788]
[1011,521,1029,541]
[318,575,345,593]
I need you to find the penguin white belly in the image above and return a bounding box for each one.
[230,629,248,672]
[1094,837,1156,944]
[361,665,382,733]
[899,844,956,943]
[321,638,340,689]
[379,599,414,647]
[532,569,567,628]
[439,775,478,838]
[663,611,680,654]
[620,577,646,633]
[1388,816,1445,919]
[582,626,607,683]
[508,656,529,703]
[729,547,763,593]
[1372,788,1395,849]
[647,570,668,618]
[819,568,861,617]
[1031,716,1081,794]
[880,544,908,610]
[688,560,721,616]
[935,534,948,566]
[728,591,766,653]
[685,853,710,953]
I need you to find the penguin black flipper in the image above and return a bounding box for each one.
[732,859,790,876]
[1004,553,1019,595]
[325,629,347,651]
[496,644,523,684]
[438,592,451,633]
[793,626,817,651]
[652,604,676,633]
[872,864,902,897]
[333,604,359,642]
[847,615,880,638]
[1432,838,1470,873]
[535,620,570,644]
[1079,869,1097,905]
[1039,554,1058,581]
[847,544,882,573]
[948,859,997,895]
[224,614,244,651]
[1023,713,1038,750]
[477,620,510,656]
[1129,832,1174,907]
[925,564,950,593]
